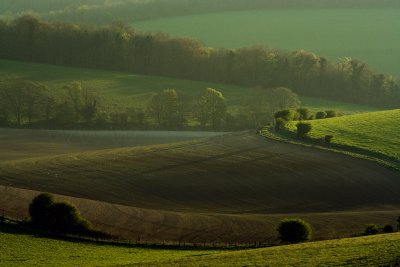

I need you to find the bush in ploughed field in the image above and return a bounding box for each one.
[383,224,394,233]
[29,193,91,235]
[277,218,312,244]
[364,224,381,235]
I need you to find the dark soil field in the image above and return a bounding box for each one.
[0,131,399,243]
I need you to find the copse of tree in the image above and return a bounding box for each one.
[296,122,312,139]
[0,80,49,125]
[277,218,312,244]
[244,86,299,127]
[147,89,184,128]
[0,16,399,109]
[29,193,91,235]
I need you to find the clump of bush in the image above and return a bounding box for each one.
[275,118,287,131]
[364,224,381,235]
[324,135,334,144]
[315,111,327,119]
[29,193,91,235]
[325,110,337,118]
[383,224,394,233]
[277,218,312,244]
[296,108,312,121]
[296,122,312,139]
[274,109,296,122]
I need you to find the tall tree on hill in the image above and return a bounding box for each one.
[147,89,183,128]
[0,80,47,125]
[194,88,227,128]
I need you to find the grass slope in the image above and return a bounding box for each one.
[0,59,377,114]
[132,8,400,77]
[1,224,400,267]
[287,110,400,162]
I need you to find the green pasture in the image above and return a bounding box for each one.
[132,8,400,77]
[287,109,400,161]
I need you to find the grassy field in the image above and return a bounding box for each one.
[1,224,400,266]
[286,110,400,162]
[132,8,400,77]
[0,59,377,114]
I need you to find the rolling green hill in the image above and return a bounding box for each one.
[0,59,377,115]
[1,224,400,266]
[286,110,400,162]
[132,8,400,77]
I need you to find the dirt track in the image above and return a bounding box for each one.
[1,132,399,214]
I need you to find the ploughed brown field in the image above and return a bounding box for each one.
[0,129,399,243]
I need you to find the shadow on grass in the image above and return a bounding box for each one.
[0,221,237,251]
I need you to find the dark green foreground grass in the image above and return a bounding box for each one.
[1,224,400,266]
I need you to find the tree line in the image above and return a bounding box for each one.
[0,15,399,109]
[0,79,299,130]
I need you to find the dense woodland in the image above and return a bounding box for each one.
[0,16,399,111]
[1,0,400,25]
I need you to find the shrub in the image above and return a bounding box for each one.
[296,122,312,139]
[48,201,91,234]
[277,218,312,244]
[324,135,334,144]
[296,108,311,121]
[29,193,91,234]
[397,216,400,231]
[325,110,337,118]
[315,111,327,119]
[274,110,295,121]
[29,193,55,227]
[383,224,394,233]
[364,224,380,235]
[275,118,287,131]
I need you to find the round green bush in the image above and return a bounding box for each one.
[383,224,394,233]
[29,193,55,226]
[364,224,380,235]
[277,218,313,243]
[296,122,312,139]
[315,111,327,119]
